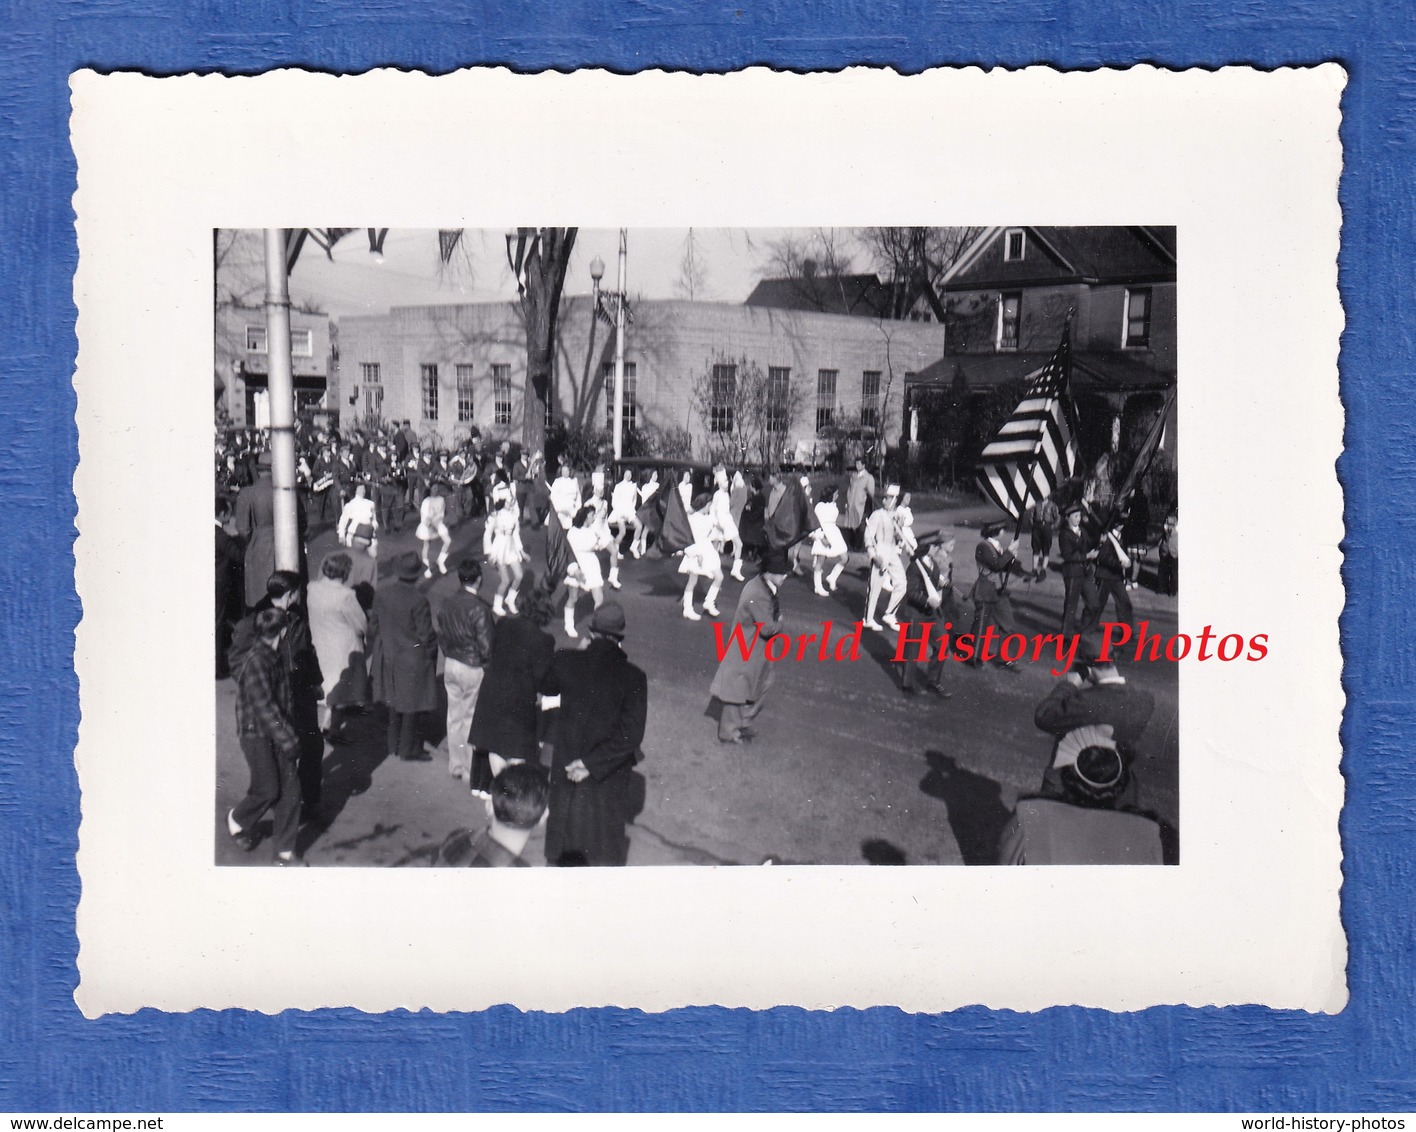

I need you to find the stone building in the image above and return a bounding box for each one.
[334,297,947,464]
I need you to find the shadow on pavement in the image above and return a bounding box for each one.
[861,838,908,864]
[297,707,392,853]
[919,749,1012,866]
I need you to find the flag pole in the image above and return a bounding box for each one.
[1011,308,1076,542]
[612,229,628,461]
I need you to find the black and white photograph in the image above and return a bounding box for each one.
[75,67,1342,1015]
[213,225,1180,869]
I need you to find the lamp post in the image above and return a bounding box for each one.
[590,231,629,460]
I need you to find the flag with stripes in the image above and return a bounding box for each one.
[975,325,1080,519]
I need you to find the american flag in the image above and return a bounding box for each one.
[975,324,1080,519]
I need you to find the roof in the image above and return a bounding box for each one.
[907,349,1175,393]
[744,273,890,318]
[940,226,1177,291]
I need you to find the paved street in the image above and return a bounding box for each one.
[216,507,1179,868]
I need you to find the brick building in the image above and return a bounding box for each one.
[215,304,333,430]
[334,297,947,463]
[904,225,1177,485]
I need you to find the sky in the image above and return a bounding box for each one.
[277,227,844,321]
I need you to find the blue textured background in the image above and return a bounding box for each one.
[0,3,1404,1114]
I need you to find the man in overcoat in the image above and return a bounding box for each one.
[468,586,558,795]
[540,602,648,867]
[234,450,308,610]
[709,548,790,744]
[369,551,439,762]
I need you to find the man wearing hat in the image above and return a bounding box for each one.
[969,520,1024,669]
[1058,502,1099,637]
[368,551,439,762]
[1033,634,1156,808]
[709,549,790,744]
[898,533,960,697]
[862,483,908,631]
[233,448,308,611]
[539,601,648,866]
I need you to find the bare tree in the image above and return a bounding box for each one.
[857,226,982,320]
[511,227,577,454]
[690,352,807,468]
[673,228,710,301]
[755,228,870,314]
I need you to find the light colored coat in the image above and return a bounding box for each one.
[307,577,369,706]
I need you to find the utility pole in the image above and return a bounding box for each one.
[263,228,300,573]
[612,229,628,461]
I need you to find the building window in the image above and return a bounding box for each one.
[1004,228,1026,261]
[455,364,475,422]
[492,364,512,425]
[860,370,881,431]
[602,362,639,431]
[767,366,791,434]
[1124,287,1152,348]
[359,362,381,384]
[363,384,384,416]
[997,292,1021,351]
[245,325,313,356]
[420,364,439,421]
[710,363,736,434]
[816,368,838,434]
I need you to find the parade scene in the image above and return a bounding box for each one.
[213,226,1179,868]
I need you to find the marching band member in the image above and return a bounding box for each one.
[808,485,849,597]
[609,467,646,559]
[862,483,908,631]
[416,482,452,578]
[589,480,622,590]
[679,492,724,622]
[483,482,527,617]
[563,504,607,638]
[709,465,746,582]
[337,481,379,556]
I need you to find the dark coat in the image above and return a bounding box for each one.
[541,638,648,867]
[216,523,243,623]
[233,473,308,608]
[368,577,439,713]
[468,615,556,761]
[1034,679,1156,755]
[972,538,1021,604]
[709,574,782,705]
[1059,523,1093,578]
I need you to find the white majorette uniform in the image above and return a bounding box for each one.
[550,473,582,527]
[610,479,640,524]
[567,524,604,589]
[590,493,615,551]
[639,477,660,506]
[416,494,450,542]
[338,493,378,546]
[483,504,525,567]
[811,499,848,559]
[710,486,740,550]
[677,509,720,578]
